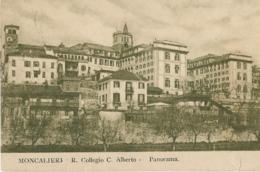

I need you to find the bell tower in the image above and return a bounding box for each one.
[4,25,19,48]
[112,23,133,51]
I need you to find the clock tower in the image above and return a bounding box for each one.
[4,25,19,48]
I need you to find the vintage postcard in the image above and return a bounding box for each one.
[1,0,260,171]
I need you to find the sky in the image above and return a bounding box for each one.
[1,0,260,64]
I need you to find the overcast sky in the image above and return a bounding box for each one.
[1,0,260,64]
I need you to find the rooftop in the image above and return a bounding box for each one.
[4,25,20,30]
[7,44,57,59]
[99,70,147,82]
[153,40,188,48]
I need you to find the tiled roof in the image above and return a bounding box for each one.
[2,84,79,97]
[99,70,147,82]
[7,44,57,59]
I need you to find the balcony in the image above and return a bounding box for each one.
[66,67,78,72]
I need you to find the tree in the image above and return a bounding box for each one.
[9,105,26,145]
[95,118,121,152]
[186,109,206,150]
[203,120,219,149]
[25,110,52,146]
[247,102,260,141]
[151,106,186,151]
[57,109,98,145]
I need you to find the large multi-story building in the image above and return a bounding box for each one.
[2,24,188,96]
[252,65,260,99]
[187,53,253,100]
[98,70,147,110]
[120,40,189,95]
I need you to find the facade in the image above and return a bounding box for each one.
[120,40,189,95]
[188,53,253,100]
[5,44,58,85]
[98,70,147,110]
[252,65,260,99]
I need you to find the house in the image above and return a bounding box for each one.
[98,70,147,110]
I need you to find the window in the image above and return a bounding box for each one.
[113,93,120,103]
[12,70,15,77]
[99,59,103,65]
[34,71,39,78]
[94,58,97,64]
[237,72,241,80]
[12,59,16,67]
[110,60,114,66]
[81,65,86,71]
[126,94,132,101]
[138,94,145,105]
[51,72,54,79]
[165,51,170,60]
[51,62,55,69]
[243,73,247,81]
[165,78,170,87]
[126,82,132,90]
[33,61,39,67]
[24,61,31,67]
[25,71,31,78]
[237,62,241,69]
[175,79,180,88]
[114,81,120,88]
[243,62,247,70]
[175,65,179,74]
[175,53,180,61]
[165,64,170,73]
[139,82,145,89]
[42,72,46,78]
[42,62,46,68]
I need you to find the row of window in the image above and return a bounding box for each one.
[99,81,145,90]
[205,71,229,78]
[165,52,180,61]
[189,60,229,69]
[121,50,153,63]
[165,78,180,88]
[195,77,229,85]
[165,64,180,74]
[237,72,247,81]
[193,64,229,75]
[100,93,145,104]
[21,71,55,79]
[237,61,248,70]
[11,59,55,69]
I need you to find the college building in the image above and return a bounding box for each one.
[187,53,253,100]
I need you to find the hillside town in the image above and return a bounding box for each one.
[1,24,260,152]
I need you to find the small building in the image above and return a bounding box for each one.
[98,70,148,110]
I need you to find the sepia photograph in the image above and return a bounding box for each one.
[1,0,260,171]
